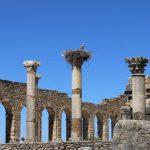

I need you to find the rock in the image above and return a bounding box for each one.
[78,147,92,150]
[112,120,150,150]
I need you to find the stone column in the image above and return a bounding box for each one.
[35,75,41,142]
[102,118,109,141]
[126,57,149,120]
[71,64,82,141]
[63,45,91,142]
[23,60,40,142]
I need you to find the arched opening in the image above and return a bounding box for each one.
[42,109,49,142]
[20,106,26,142]
[41,107,55,142]
[108,117,113,141]
[94,112,103,139]
[61,111,66,141]
[60,107,71,141]
[0,103,6,144]
[94,116,98,137]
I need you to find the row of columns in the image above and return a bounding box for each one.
[23,52,148,143]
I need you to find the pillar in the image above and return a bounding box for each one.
[126,57,149,120]
[102,118,108,141]
[88,117,94,140]
[71,64,82,141]
[23,60,40,142]
[63,45,91,141]
[35,75,41,142]
[52,116,62,142]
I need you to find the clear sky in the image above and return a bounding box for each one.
[0,0,150,142]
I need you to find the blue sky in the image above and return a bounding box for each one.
[0,0,150,142]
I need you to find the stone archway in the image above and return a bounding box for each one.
[0,99,13,143]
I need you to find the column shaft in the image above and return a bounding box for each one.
[72,65,82,141]
[132,75,145,119]
[26,70,36,142]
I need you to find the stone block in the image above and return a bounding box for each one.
[112,120,150,150]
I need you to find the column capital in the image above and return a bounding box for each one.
[125,57,149,75]
[36,74,42,81]
[23,60,40,72]
[63,45,91,67]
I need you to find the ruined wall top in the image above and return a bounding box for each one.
[63,45,91,67]
[125,57,149,75]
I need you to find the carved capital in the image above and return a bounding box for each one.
[125,57,149,74]
[23,60,40,72]
[36,74,42,81]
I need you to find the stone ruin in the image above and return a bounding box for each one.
[0,46,150,149]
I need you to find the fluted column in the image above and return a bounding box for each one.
[126,57,149,120]
[63,45,91,141]
[102,118,108,141]
[23,60,40,142]
[35,75,41,142]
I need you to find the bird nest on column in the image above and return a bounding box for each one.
[63,45,91,66]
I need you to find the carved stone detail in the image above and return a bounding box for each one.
[125,57,149,74]
[36,74,42,82]
[23,60,40,72]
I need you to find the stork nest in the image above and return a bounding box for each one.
[64,49,91,66]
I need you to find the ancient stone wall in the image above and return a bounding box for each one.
[0,142,112,150]
[0,79,125,143]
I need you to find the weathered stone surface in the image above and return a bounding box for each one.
[0,79,125,142]
[0,142,112,150]
[112,120,150,150]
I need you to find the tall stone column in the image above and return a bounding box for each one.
[102,118,109,141]
[35,75,41,142]
[125,57,149,120]
[63,45,91,142]
[23,60,40,142]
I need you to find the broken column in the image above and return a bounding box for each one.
[63,45,91,141]
[125,57,149,119]
[23,60,40,142]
